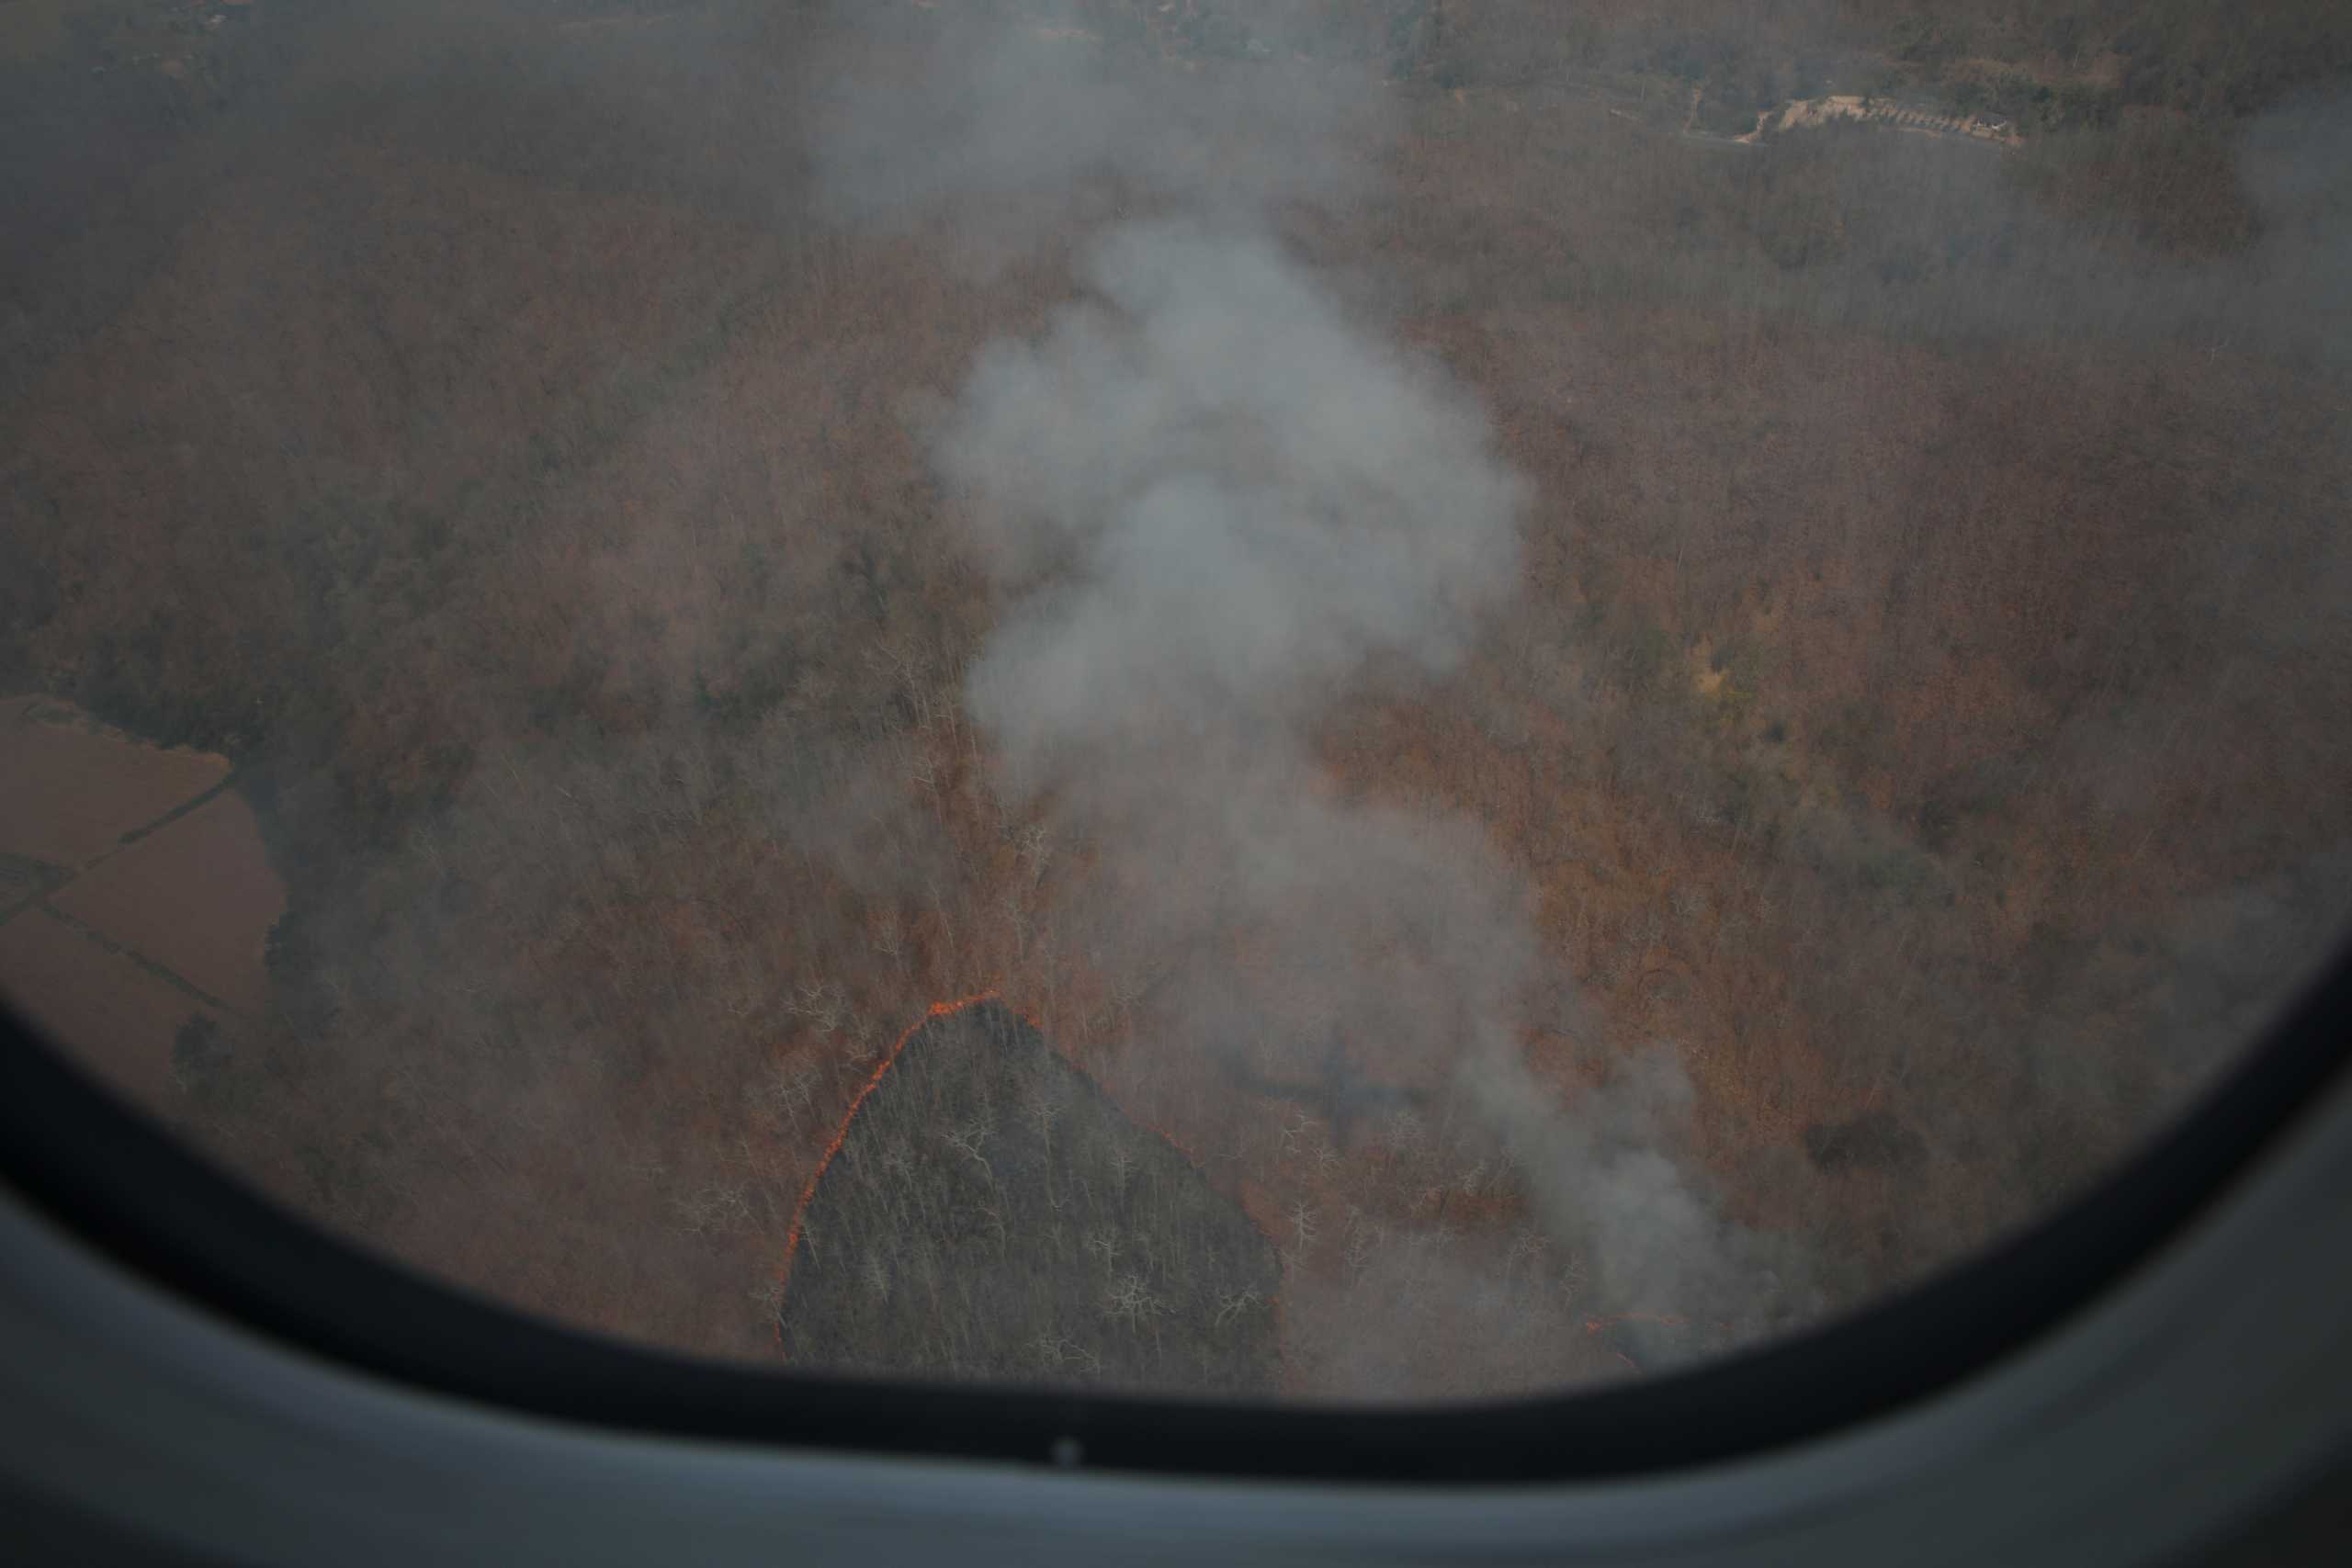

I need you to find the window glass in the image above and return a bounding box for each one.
[4,0,2347,1400]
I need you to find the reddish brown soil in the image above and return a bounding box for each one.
[51,790,285,1015]
[0,699,229,867]
[0,906,220,1110]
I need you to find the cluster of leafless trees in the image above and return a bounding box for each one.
[776,1002,1279,1393]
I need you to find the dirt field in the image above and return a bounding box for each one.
[0,697,281,1101]
[0,698,231,867]
[50,790,284,1015]
[0,906,220,1109]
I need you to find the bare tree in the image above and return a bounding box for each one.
[943,1113,994,1179]
[1102,1272,1162,1331]
[1085,1227,1123,1272]
[1285,1201,1319,1269]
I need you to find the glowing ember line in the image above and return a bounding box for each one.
[771,990,1000,1349]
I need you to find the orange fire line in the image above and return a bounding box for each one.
[771,990,1001,1350]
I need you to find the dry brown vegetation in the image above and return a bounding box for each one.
[3,0,2349,1393]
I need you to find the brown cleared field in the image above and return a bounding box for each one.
[51,790,285,1015]
[0,698,229,867]
[0,906,219,1109]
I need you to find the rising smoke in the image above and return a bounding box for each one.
[817,6,1815,1382]
[803,7,1392,264]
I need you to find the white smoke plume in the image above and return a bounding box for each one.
[804,7,1392,256]
[936,219,1524,760]
[819,7,1814,1380]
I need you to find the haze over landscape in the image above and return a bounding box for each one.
[5,0,2350,1398]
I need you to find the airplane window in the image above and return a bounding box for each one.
[3,0,2348,1405]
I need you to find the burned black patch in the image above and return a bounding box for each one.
[777,1001,1279,1395]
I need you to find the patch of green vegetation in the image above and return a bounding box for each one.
[1622,615,1676,693]
[1815,700,1877,777]
[1714,675,1758,727]
[1858,845,1936,900]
